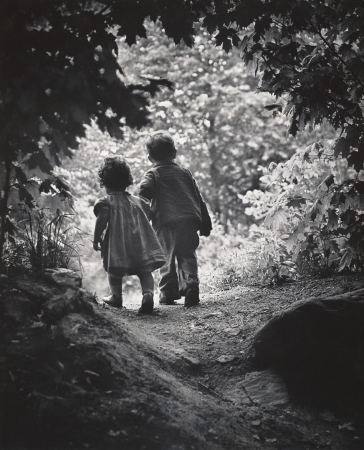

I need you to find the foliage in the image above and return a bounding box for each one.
[3,169,83,273]
[2,0,363,279]
[243,141,364,274]
[192,0,364,276]
[120,21,340,231]
[198,222,297,290]
[0,0,179,266]
[194,1,364,156]
[66,20,334,234]
[4,208,84,273]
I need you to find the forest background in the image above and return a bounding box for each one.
[1,0,363,300]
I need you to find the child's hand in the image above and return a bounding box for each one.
[93,240,102,251]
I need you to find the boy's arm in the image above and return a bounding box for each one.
[93,210,109,251]
[191,177,212,237]
[139,171,156,201]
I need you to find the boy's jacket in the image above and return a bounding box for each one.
[139,161,212,236]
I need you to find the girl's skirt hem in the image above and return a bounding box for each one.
[107,259,165,277]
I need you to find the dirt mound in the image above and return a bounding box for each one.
[0,271,256,450]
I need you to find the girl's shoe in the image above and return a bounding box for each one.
[139,293,154,314]
[103,295,122,308]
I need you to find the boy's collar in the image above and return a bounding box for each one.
[153,161,177,167]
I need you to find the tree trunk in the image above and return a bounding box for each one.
[0,156,12,272]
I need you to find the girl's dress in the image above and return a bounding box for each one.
[94,192,165,277]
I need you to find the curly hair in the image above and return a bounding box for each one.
[98,157,133,191]
[146,131,176,161]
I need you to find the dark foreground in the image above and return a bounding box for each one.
[1,270,364,449]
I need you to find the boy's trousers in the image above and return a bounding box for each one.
[156,220,199,297]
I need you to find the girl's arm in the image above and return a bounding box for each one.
[93,210,109,251]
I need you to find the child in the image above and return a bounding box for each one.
[139,131,212,307]
[93,157,165,314]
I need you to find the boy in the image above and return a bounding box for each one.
[139,131,212,307]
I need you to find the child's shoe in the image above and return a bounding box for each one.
[139,293,154,314]
[103,294,123,308]
[184,288,200,308]
[159,293,179,305]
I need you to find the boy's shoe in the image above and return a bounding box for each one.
[139,293,154,314]
[184,288,200,308]
[103,295,122,308]
[159,292,180,305]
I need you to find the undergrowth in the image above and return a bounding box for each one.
[3,207,84,275]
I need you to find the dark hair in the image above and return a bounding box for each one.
[98,157,133,190]
[146,131,176,161]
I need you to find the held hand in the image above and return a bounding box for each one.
[93,240,102,251]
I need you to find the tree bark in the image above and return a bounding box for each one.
[0,156,12,272]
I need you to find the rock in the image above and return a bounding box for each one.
[0,288,37,324]
[242,370,290,406]
[216,355,235,364]
[253,288,364,406]
[202,312,223,319]
[174,349,202,371]
[42,269,82,289]
[42,289,94,325]
[183,355,202,370]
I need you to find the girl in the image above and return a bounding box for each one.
[93,157,165,314]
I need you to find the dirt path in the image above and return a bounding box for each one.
[95,273,364,449]
[2,272,364,450]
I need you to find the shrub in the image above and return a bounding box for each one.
[242,141,364,276]
[198,222,297,290]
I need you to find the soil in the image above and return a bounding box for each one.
[1,271,364,450]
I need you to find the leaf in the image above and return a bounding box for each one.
[13,164,28,185]
[288,118,299,137]
[215,27,239,53]
[39,179,56,194]
[18,185,36,209]
[70,105,90,124]
[264,103,282,112]
[339,43,356,62]
[340,208,357,226]
[5,217,17,235]
[291,2,314,27]
[39,194,73,215]
[345,126,361,148]
[331,191,346,207]
[24,151,53,176]
[264,206,288,231]
[355,181,364,194]
[105,120,124,140]
[287,197,306,208]
[324,174,335,188]
[327,209,338,231]
[310,200,320,221]
[347,148,364,172]
[54,176,71,194]
[338,249,354,272]
[333,137,351,158]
